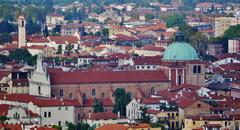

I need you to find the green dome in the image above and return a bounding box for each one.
[163,42,199,61]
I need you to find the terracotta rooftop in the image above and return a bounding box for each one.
[96,124,129,130]
[48,36,79,44]
[0,94,80,107]
[47,13,64,17]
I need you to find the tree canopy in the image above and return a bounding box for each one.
[113,88,131,116]
[92,98,104,113]
[9,49,37,65]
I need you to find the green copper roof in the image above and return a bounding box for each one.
[163,42,199,61]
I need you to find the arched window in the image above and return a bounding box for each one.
[69,93,73,99]
[151,87,155,94]
[21,20,24,27]
[193,66,197,73]
[178,75,182,85]
[83,93,86,100]
[197,65,201,73]
[101,93,105,98]
[92,89,96,96]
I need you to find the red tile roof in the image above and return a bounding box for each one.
[49,70,169,84]
[0,124,22,130]
[23,45,47,50]
[0,104,11,116]
[28,38,49,43]
[47,13,64,17]
[142,45,165,51]
[96,124,129,130]
[175,97,199,109]
[142,98,162,104]
[0,70,10,80]
[48,36,79,44]
[0,94,80,107]
[147,109,161,115]
[30,126,58,130]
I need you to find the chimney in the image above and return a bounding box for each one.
[118,111,120,118]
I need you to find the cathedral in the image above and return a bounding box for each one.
[29,33,205,107]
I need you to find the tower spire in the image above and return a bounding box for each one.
[18,14,26,48]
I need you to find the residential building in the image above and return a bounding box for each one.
[215,17,240,37]
[208,44,223,56]
[228,38,240,53]
[0,94,79,126]
[84,112,127,127]
[46,13,64,30]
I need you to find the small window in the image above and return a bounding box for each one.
[102,93,105,98]
[193,121,195,125]
[69,93,73,99]
[65,107,68,110]
[38,86,41,95]
[178,75,182,85]
[78,113,81,121]
[92,89,96,96]
[48,112,51,117]
[171,113,175,118]
[58,121,61,126]
[176,121,179,128]
[197,65,201,73]
[176,113,179,117]
[44,112,47,118]
[193,66,197,73]
[83,93,86,100]
[60,89,64,97]
[151,87,155,94]
[197,104,201,108]
[58,107,61,110]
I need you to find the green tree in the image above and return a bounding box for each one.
[0,55,10,63]
[0,116,9,123]
[151,121,166,130]
[77,122,90,130]
[87,18,99,23]
[137,106,152,124]
[0,20,16,33]
[26,18,42,35]
[0,33,11,44]
[43,24,49,37]
[178,24,198,42]
[67,122,76,130]
[52,125,62,130]
[52,25,61,35]
[92,6,105,14]
[189,32,208,54]
[93,98,104,113]
[145,14,155,21]
[165,13,185,28]
[57,45,62,54]
[223,24,240,39]
[102,28,109,37]
[113,88,131,116]
[9,49,37,65]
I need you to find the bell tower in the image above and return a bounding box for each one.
[18,15,26,48]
